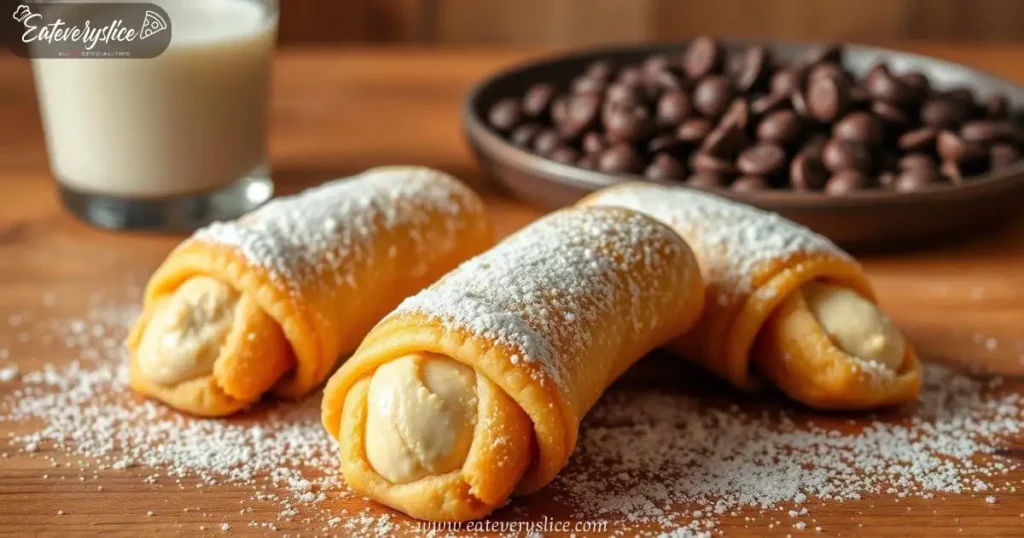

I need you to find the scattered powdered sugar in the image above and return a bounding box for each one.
[584,184,848,297]
[2,281,1022,536]
[537,354,1024,534]
[390,207,689,392]
[191,167,480,291]
[0,364,18,382]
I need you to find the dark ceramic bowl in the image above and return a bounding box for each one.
[463,41,1024,250]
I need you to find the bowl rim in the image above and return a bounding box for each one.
[463,39,1024,211]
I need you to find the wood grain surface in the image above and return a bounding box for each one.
[1,46,1023,536]
[276,0,1024,45]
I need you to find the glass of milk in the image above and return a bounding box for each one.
[32,0,278,231]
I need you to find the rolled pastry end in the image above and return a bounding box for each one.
[129,276,294,417]
[755,279,922,410]
[339,352,534,521]
[801,282,906,371]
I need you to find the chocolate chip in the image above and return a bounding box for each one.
[960,120,1017,146]
[946,87,977,111]
[808,63,846,85]
[757,109,802,146]
[941,159,964,184]
[731,175,770,192]
[693,75,734,118]
[656,90,692,126]
[642,55,671,77]
[865,67,910,105]
[585,60,615,81]
[727,98,753,128]
[685,172,724,189]
[825,170,869,195]
[921,98,968,129]
[549,146,580,164]
[990,143,1021,169]
[647,134,683,154]
[899,72,930,102]
[522,84,555,119]
[572,75,606,95]
[806,76,850,123]
[684,36,723,80]
[532,129,561,156]
[864,63,887,82]
[822,139,872,173]
[677,118,715,143]
[750,92,789,116]
[799,135,829,161]
[700,121,747,158]
[646,68,686,95]
[558,93,602,138]
[871,100,909,127]
[550,96,569,126]
[877,171,898,189]
[894,166,940,192]
[645,153,688,180]
[488,98,522,132]
[510,123,541,148]
[986,93,1010,119]
[898,127,938,152]
[606,83,645,107]
[690,151,736,175]
[737,143,787,176]
[770,68,800,97]
[937,130,984,163]
[789,153,828,190]
[833,112,884,147]
[616,66,643,87]
[582,132,607,154]
[803,43,843,65]
[735,45,771,93]
[899,153,936,170]
[598,144,643,174]
[603,101,652,143]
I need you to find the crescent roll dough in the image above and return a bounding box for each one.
[581,183,921,410]
[321,206,705,521]
[127,166,492,416]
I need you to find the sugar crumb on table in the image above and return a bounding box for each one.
[1,281,1022,535]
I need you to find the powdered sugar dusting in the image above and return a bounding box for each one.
[390,207,688,392]
[2,282,1022,535]
[585,184,848,297]
[547,357,1023,533]
[191,167,476,290]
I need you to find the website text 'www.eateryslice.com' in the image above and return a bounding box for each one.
[416,517,609,534]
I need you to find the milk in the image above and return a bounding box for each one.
[32,0,277,198]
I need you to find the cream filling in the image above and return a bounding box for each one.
[802,281,905,371]
[137,276,239,385]
[364,353,478,484]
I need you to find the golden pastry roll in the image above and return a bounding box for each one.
[127,166,492,417]
[580,182,921,410]
[321,206,705,521]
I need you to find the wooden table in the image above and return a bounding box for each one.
[1,46,1023,536]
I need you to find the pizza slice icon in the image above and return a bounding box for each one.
[139,10,168,40]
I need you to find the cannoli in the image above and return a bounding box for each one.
[321,206,705,520]
[127,166,492,416]
[581,182,921,410]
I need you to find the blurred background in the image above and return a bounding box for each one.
[278,0,1024,46]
